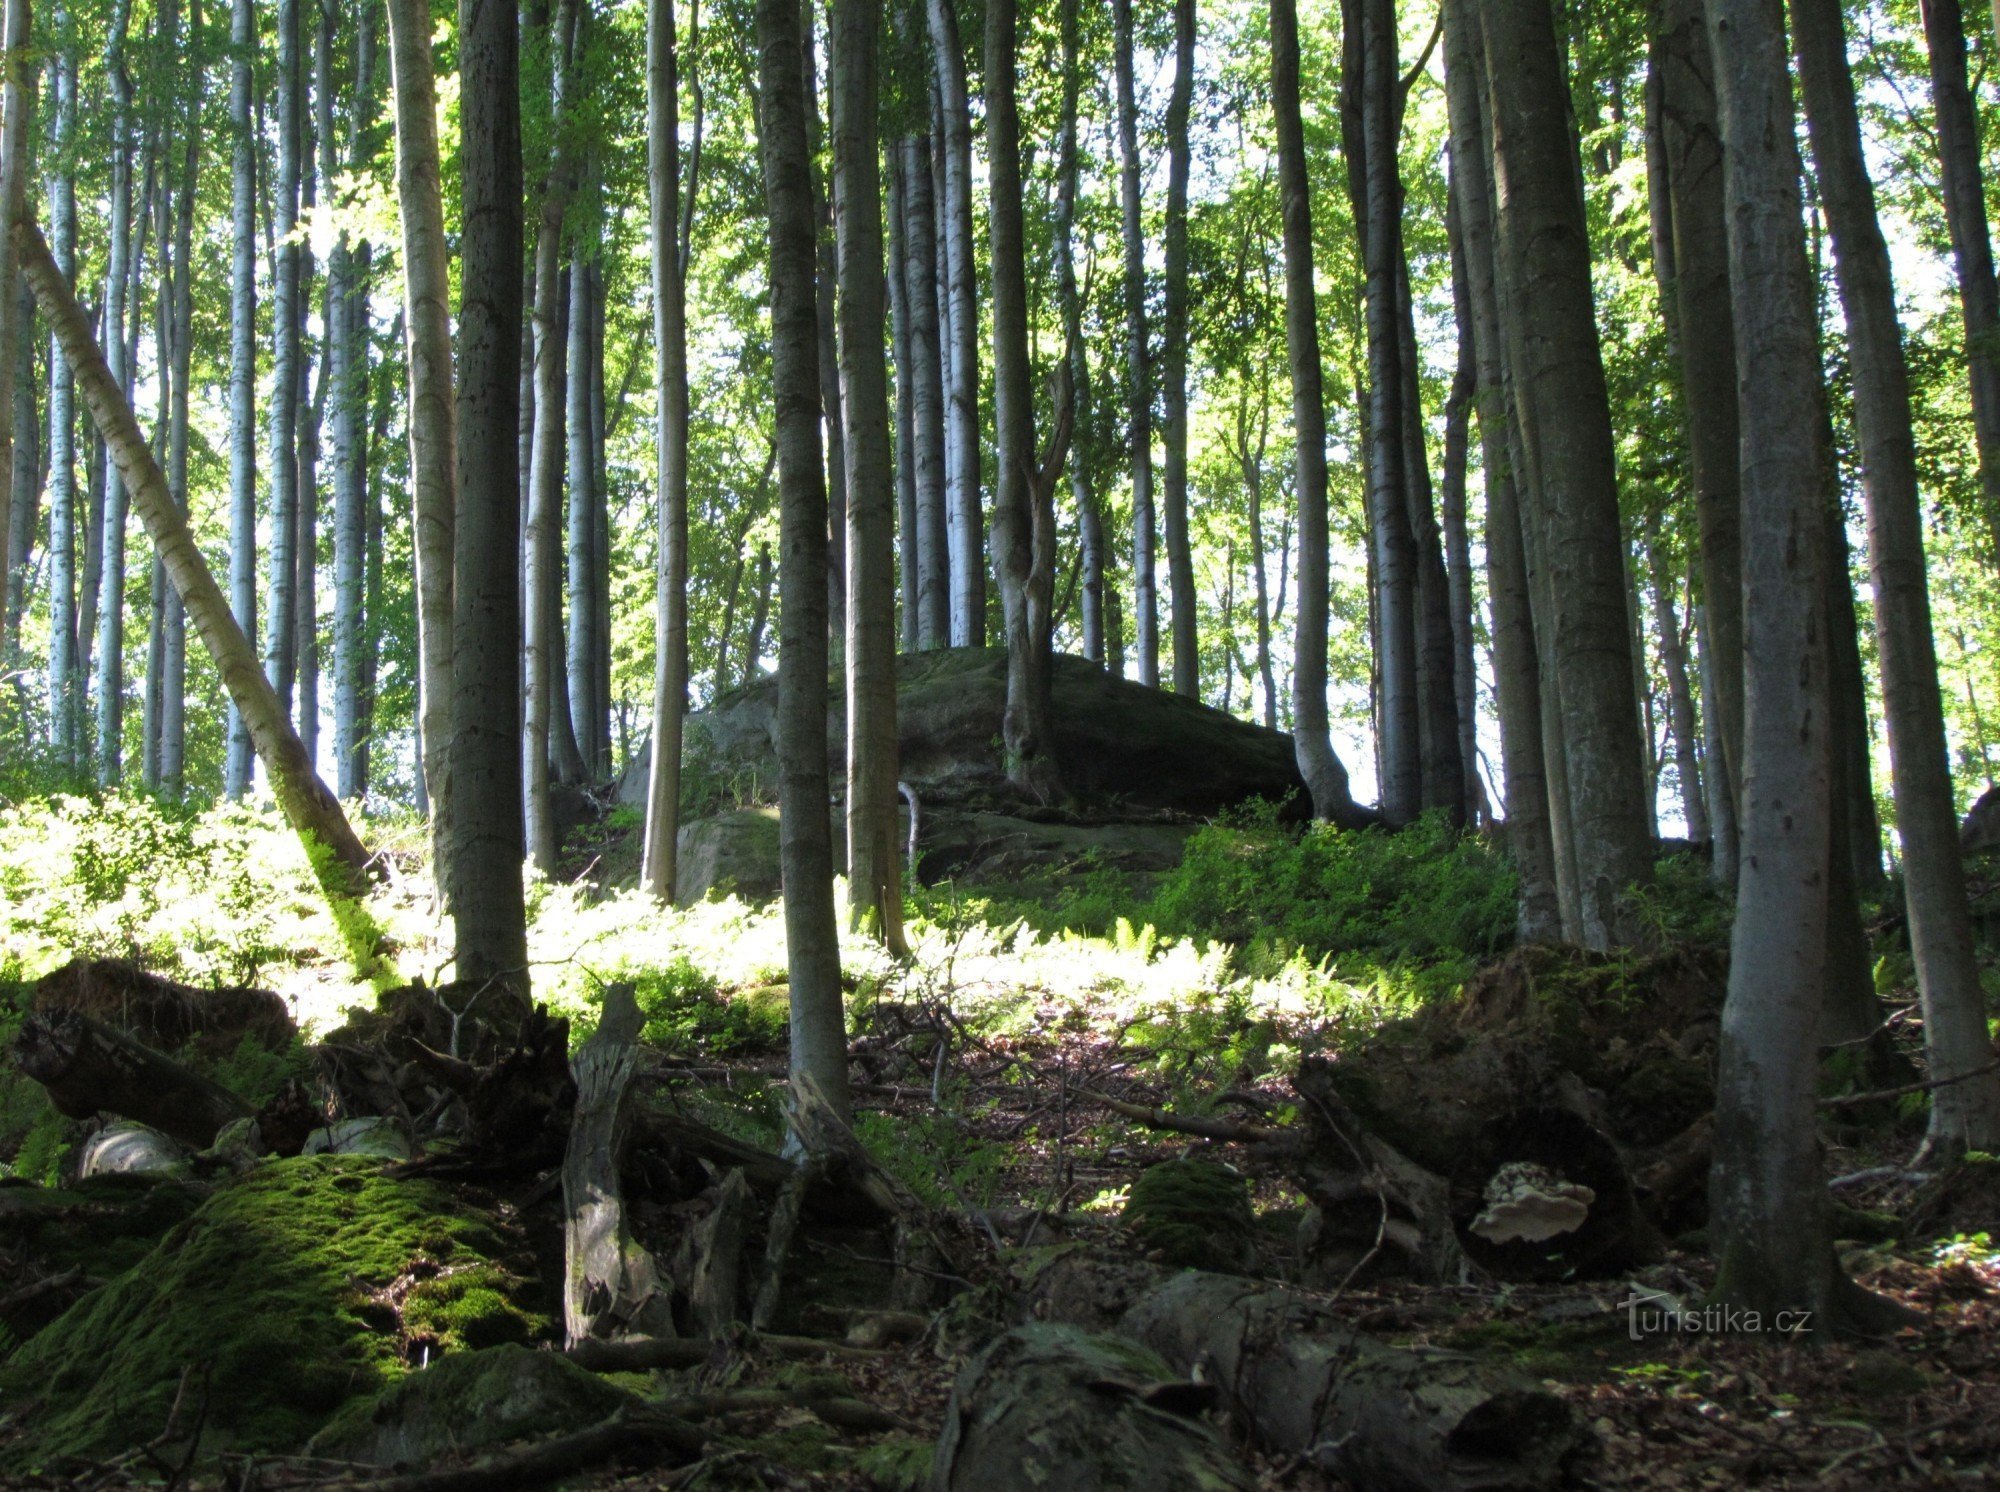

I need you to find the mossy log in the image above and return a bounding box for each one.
[12,1006,253,1148]
[1032,1256,1584,1492]
[930,1323,1257,1492]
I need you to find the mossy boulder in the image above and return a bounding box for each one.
[306,1344,634,1468]
[1123,1159,1256,1273]
[0,1156,549,1468]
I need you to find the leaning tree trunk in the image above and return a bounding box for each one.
[1792,0,2000,1155]
[1111,0,1157,689]
[640,0,690,905]
[387,0,456,869]
[19,220,377,916]
[1273,0,1362,828]
[1703,0,1901,1335]
[828,0,907,949]
[451,0,528,993]
[759,0,852,1131]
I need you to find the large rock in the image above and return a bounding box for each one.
[621,647,1311,820]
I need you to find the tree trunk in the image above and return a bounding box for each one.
[1702,0,1902,1335]
[801,1,846,655]
[1054,0,1101,668]
[388,0,456,860]
[1792,0,2000,1154]
[14,1007,254,1150]
[160,12,200,797]
[452,0,529,993]
[926,0,981,648]
[266,0,303,725]
[223,0,255,796]
[1442,0,1561,940]
[1161,0,1197,697]
[567,218,604,778]
[1918,0,2000,560]
[899,131,949,652]
[4,280,34,659]
[641,0,690,905]
[1476,0,1651,949]
[830,0,907,949]
[889,152,918,656]
[1111,0,1157,689]
[1643,519,1709,843]
[987,0,1066,808]
[0,0,28,691]
[1651,0,1742,881]
[1273,0,1362,827]
[742,540,772,687]
[1439,267,1482,822]
[92,0,135,782]
[21,220,377,907]
[759,0,852,1130]
[295,23,325,779]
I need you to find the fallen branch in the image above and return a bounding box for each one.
[1819,1059,2000,1110]
[1074,1086,1291,1145]
[288,1406,704,1492]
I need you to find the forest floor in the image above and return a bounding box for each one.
[3,793,1999,1488]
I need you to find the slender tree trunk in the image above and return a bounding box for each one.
[296,69,324,778]
[1161,0,1197,696]
[889,151,918,655]
[1476,0,1651,949]
[1442,0,1561,940]
[566,202,604,777]
[1273,0,1361,826]
[21,221,377,908]
[742,539,772,686]
[1794,0,2000,1153]
[267,0,302,723]
[1643,522,1708,843]
[333,0,378,800]
[452,0,528,992]
[8,282,37,658]
[758,0,851,1130]
[1649,0,1742,882]
[1239,388,1279,730]
[388,0,456,859]
[46,14,76,766]
[0,0,28,693]
[224,0,255,796]
[797,2,846,654]
[927,0,981,648]
[641,0,690,904]
[1702,0,1905,1336]
[830,0,907,947]
[899,129,948,650]
[1055,0,1101,668]
[160,9,199,797]
[1917,0,2000,560]
[523,0,579,875]
[92,0,135,782]
[1440,252,1482,823]
[1111,0,1157,688]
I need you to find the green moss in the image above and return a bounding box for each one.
[1124,1159,1255,1272]
[0,1156,547,1468]
[0,1176,207,1288]
[308,1344,633,1467]
[855,1434,935,1490]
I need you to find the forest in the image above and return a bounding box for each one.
[3,0,2000,1483]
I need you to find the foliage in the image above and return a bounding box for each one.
[1146,804,1519,970]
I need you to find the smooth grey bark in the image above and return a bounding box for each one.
[0,0,28,688]
[93,0,134,782]
[1793,0,2000,1154]
[566,228,602,778]
[266,0,302,722]
[1162,0,1197,697]
[8,280,36,656]
[1440,252,1481,822]
[1442,0,1560,940]
[388,0,456,855]
[1643,520,1709,844]
[926,0,981,647]
[333,0,379,800]
[890,151,918,654]
[742,538,772,686]
[758,0,851,1129]
[46,14,76,766]
[224,0,254,796]
[1054,0,1101,667]
[159,7,199,797]
[1476,0,1651,949]
[523,0,579,876]
[830,0,907,947]
[1917,0,2000,560]
[1111,0,1157,689]
[1273,0,1361,827]
[988,0,1066,807]
[801,1,846,650]
[640,0,689,905]
[1652,0,1742,883]
[899,130,949,651]
[452,0,529,992]
[1702,0,1900,1336]
[296,40,323,778]
[1234,381,1279,730]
